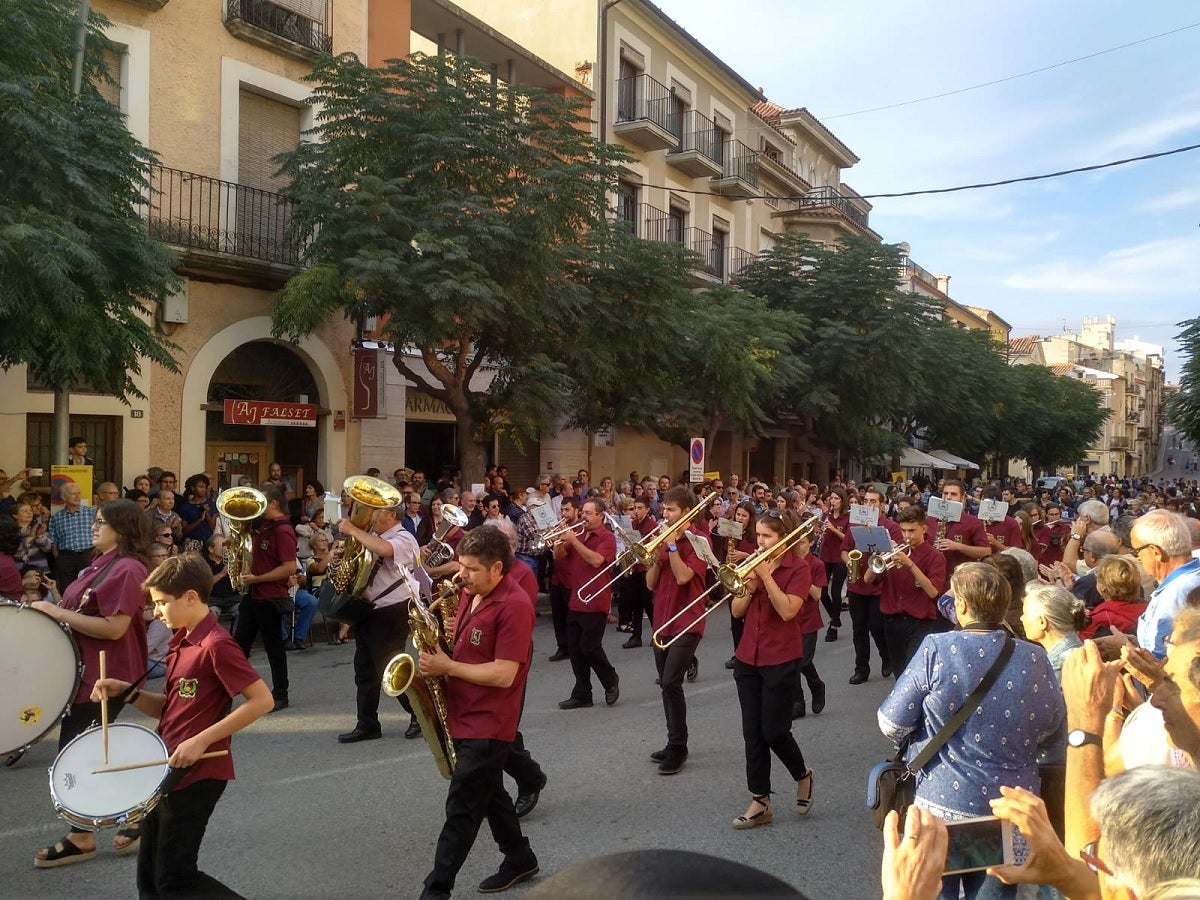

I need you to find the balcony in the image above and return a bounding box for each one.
[899,256,942,294]
[141,164,307,280]
[726,246,757,282]
[1109,436,1130,451]
[710,140,759,197]
[613,74,678,151]
[665,110,723,178]
[790,185,871,231]
[224,0,332,61]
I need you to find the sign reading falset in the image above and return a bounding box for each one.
[223,400,317,428]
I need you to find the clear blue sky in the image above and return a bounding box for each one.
[652,0,1199,380]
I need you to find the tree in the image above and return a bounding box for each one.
[992,365,1108,478]
[272,52,692,482]
[0,2,179,410]
[1168,317,1200,447]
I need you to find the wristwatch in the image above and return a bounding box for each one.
[1067,729,1102,748]
[667,544,678,553]
[1069,533,1083,542]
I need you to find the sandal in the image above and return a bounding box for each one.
[732,794,773,830]
[34,837,97,869]
[796,770,815,815]
[114,827,140,856]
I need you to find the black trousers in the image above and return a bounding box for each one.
[233,597,288,701]
[883,613,939,680]
[353,602,414,732]
[549,584,569,653]
[566,610,617,700]
[730,601,745,654]
[55,548,95,594]
[502,670,544,795]
[137,779,243,899]
[821,561,847,628]
[849,591,890,677]
[733,658,807,797]
[424,738,535,894]
[794,631,823,702]
[624,571,653,640]
[59,699,126,836]
[653,633,701,749]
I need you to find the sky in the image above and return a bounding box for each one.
[651,0,1199,381]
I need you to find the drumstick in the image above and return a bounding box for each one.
[99,651,108,764]
[91,750,229,774]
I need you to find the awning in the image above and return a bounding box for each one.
[899,446,948,469]
[928,449,981,470]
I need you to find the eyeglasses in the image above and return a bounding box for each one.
[1079,841,1113,877]
[539,482,550,487]
[93,518,108,527]
[1131,543,1160,557]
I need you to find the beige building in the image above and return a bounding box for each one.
[896,247,1011,342]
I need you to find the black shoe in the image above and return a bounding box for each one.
[271,698,289,713]
[622,637,642,649]
[881,664,894,678]
[605,677,620,706]
[824,627,838,642]
[650,745,670,763]
[294,637,309,650]
[478,859,539,893]
[686,658,699,682]
[337,727,382,743]
[548,649,569,662]
[658,747,687,775]
[724,656,736,669]
[418,889,451,900]
[792,701,806,719]
[811,681,826,715]
[558,696,593,709]
[514,773,547,819]
[849,672,868,685]
[283,639,299,652]
[404,720,423,739]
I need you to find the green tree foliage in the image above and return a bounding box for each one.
[1167,317,1200,447]
[272,52,693,481]
[0,1,179,398]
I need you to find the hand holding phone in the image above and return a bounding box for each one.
[942,815,1014,875]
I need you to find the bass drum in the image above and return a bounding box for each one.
[0,600,82,757]
[49,722,169,831]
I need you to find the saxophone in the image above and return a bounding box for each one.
[380,572,458,779]
[936,517,948,543]
[847,549,863,584]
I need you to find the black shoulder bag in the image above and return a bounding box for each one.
[321,558,408,627]
[866,634,1014,829]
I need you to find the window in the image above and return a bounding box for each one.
[669,90,687,141]
[615,182,639,234]
[94,46,124,108]
[237,89,302,258]
[27,414,123,488]
[667,206,686,244]
[617,57,640,122]
[711,226,727,278]
[713,123,729,165]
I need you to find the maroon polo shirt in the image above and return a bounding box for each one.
[160,613,261,791]
[561,527,616,613]
[1037,521,1071,566]
[650,526,710,638]
[843,517,903,598]
[0,552,22,599]
[797,552,827,634]
[446,573,534,742]
[631,513,657,574]
[818,513,850,564]
[734,554,811,667]
[984,516,1023,551]
[249,517,297,600]
[510,557,538,611]
[878,542,947,620]
[61,550,148,703]
[926,513,988,572]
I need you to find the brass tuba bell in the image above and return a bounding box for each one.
[215,487,268,593]
[328,475,402,596]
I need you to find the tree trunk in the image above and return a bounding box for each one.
[457,414,487,489]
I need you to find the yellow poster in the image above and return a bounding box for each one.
[704,471,721,482]
[891,471,906,484]
[51,465,94,507]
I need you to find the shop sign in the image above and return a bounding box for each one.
[223,400,317,428]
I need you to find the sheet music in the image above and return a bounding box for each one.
[977,499,1008,523]
[529,503,558,530]
[850,526,894,555]
[683,531,721,568]
[848,503,880,526]
[927,497,963,523]
[716,518,745,540]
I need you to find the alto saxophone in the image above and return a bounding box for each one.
[847,549,863,584]
[936,517,947,543]
[380,572,458,779]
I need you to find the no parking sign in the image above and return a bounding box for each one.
[689,437,705,484]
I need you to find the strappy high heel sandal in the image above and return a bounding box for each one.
[796,770,814,815]
[732,794,773,830]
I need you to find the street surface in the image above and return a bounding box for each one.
[4,607,897,899]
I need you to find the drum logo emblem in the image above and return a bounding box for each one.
[470,628,482,646]
[63,773,76,789]
[178,679,199,699]
[19,705,41,725]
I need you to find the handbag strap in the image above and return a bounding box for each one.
[908,633,1014,773]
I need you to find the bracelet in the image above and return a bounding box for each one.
[1107,709,1125,721]
[127,689,141,706]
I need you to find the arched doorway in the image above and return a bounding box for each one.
[205,341,320,503]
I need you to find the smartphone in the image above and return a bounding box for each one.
[28,467,44,477]
[942,816,1014,875]
[323,492,342,524]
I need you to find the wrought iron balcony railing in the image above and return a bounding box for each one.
[225,0,332,56]
[615,73,675,135]
[792,185,870,230]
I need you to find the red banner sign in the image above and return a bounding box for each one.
[223,399,317,428]
[353,345,384,418]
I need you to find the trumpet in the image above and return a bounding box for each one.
[847,548,863,583]
[534,518,586,551]
[652,514,819,650]
[869,542,912,574]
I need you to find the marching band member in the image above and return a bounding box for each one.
[818,488,850,643]
[645,487,709,775]
[621,495,658,649]
[724,501,758,669]
[729,510,814,829]
[1036,503,1071,566]
[980,489,1023,553]
[843,487,901,684]
[545,499,581,662]
[867,506,947,679]
[791,524,827,719]
[928,480,990,573]
[554,497,620,709]
[417,526,539,899]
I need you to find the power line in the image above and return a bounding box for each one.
[822,21,1200,120]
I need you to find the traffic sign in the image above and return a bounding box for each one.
[689,437,705,484]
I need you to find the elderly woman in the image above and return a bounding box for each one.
[879,562,1064,900]
[1021,582,1086,680]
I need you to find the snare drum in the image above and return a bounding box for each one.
[0,600,82,757]
[49,722,169,830]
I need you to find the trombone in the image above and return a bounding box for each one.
[869,541,912,574]
[578,494,714,604]
[652,513,819,650]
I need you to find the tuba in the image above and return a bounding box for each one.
[422,504,469,569]
[216,487,267,593]
[327,476,402,596]
[381,572,459,779]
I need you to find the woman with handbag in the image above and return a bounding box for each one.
[877,563,1065,900]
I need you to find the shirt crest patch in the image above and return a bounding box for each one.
[177,678,199,699]
[470,628,483,646]
[953,535,964,544]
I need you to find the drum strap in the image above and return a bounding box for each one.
[117,648,177,704]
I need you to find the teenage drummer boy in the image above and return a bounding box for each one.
[92,552,272,898]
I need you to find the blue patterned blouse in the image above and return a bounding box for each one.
[878,628,1065,820]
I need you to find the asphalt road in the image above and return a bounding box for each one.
[3,607,896,899]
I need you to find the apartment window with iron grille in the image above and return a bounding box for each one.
[615,182,639,235]
[711,226,727,278]
[667,206,686,244]
[616,57,640,122]
[94,46,124,108]
[713,123,729,165]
